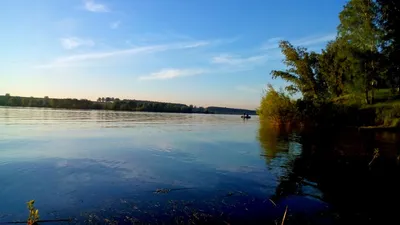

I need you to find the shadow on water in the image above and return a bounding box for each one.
[257,123,400,225]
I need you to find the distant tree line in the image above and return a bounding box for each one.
[0,94,257,115]
[207,106,256,115]
[0,94,213,114]
[0,94,256,116]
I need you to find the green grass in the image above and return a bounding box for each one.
[361,100,400,109]
[374,88,400,101]
[332,89,400,127]
[333,88,400,108]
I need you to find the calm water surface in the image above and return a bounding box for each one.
[1,107,400,224]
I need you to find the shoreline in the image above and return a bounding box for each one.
[358,125,400,131]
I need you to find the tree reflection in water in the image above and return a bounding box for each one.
[257,123,400,225]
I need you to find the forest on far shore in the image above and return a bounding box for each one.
[0,94,256,115]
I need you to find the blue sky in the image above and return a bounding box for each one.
[0,0,347,109]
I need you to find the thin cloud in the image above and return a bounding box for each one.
[60,37,95,50]
[36,41,210,68]
[212,54,267,66]
[182,41,209,48]
[261,33,336,50]
[83,0,109,12]
[261,37,282,50]
[130,32,239,46]
[110,21,121,29]
[212,36,241,45]
[138,69,205,80]
[236,85,262,93]
[292,33,336,46]
[266,37,282,43]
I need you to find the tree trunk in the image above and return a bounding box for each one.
[365,89,370,104]
[371,88,375,104]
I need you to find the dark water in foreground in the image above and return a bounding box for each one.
[1,107,400,225]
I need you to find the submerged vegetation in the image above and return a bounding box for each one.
[258,0,400,128]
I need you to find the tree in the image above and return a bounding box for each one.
[319,38,363,98]
[337,0,383,103]
[377,0,400,92]
[257,84,297,124]
[270,41,327,101]
[43,96,49,107]
[101,97,105,102]
[97,97,101,102]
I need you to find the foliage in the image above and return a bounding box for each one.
[0,94,256,115]
[319,39,366,98]
[262,0,400,127]
[378,0,400,91]
[27,200,39,225]
[372,104,400,126]
[270,41,326,101]
[337,0,384,104]
[257,84,297,124]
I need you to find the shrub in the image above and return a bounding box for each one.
[374,104,400,126]
[257,84,297,125]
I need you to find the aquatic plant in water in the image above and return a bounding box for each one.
[369,148,380,166]
[26,200,39,225]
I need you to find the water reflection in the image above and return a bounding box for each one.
[257,123,400,225]
[2,106,400,224]
[257,123,302,164]
[257,124,330,224]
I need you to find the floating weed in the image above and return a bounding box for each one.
[153,187,195,194]
[154,188,171,194]
[104,218,118,225]
[124,216,140,224]
[226,192,234,197]
[224,190,248,197]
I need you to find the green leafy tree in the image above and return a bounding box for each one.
[319,40,346,97]
[270,41,327,101]
[337,0,383,103]
[319,38,365,98]
[377,0,400,92]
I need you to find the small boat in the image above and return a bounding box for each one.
[241,115,251,119]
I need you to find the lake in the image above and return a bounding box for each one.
[1,106,400,225]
